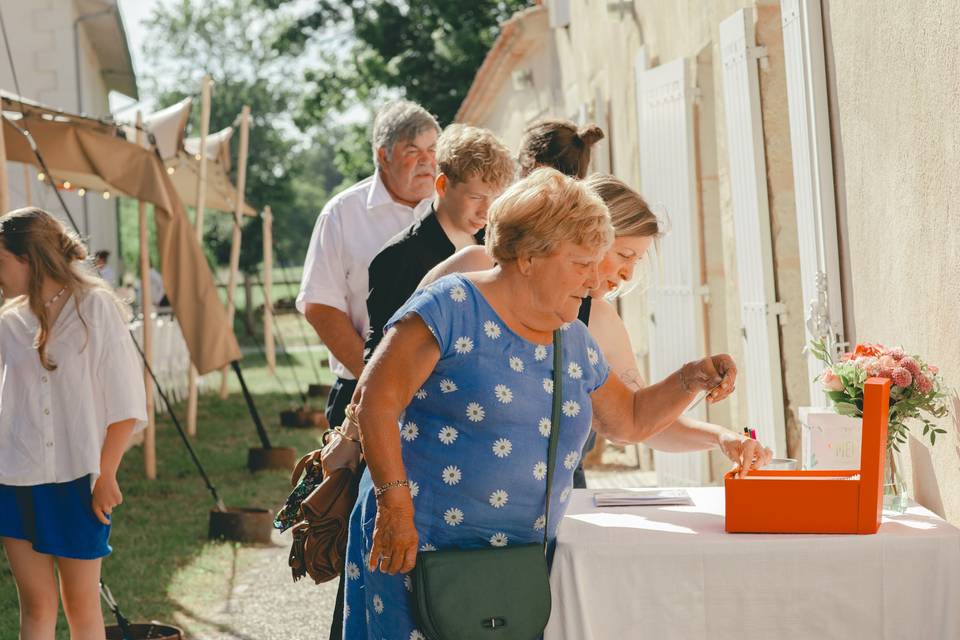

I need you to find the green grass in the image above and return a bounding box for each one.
[0,350,331,638]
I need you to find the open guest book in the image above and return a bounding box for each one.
[593,488,694,507]
[725,377,891,534]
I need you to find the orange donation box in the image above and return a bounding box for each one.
[725,377,891,534]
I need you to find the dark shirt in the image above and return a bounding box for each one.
[365,207,484,361]
[577,295,592,325]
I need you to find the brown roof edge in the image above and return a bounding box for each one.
[455,5,549,125]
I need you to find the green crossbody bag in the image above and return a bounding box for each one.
[412,330,565,640]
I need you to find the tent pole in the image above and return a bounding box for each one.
[0,114,9,214]
[262,205,275,374]
[136,112,157,480]
[219,105,250,398]
[187,73,212,437]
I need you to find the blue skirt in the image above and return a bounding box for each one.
[0,475,111,559]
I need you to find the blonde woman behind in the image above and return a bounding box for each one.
[420,174,772,478]
[0,208,147,639]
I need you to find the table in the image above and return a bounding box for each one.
[545,487,960,640]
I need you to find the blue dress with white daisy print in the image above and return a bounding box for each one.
[343,274,610,640]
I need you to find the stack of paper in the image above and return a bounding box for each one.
[593,488,694,507]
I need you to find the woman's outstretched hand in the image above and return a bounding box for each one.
[719,432,774,478]
[683,354,737,403]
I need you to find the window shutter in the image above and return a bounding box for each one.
[720,8,787,455]
[549,0,571,29]
[637,56,709,486]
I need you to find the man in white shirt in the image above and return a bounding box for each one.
[298,98,438,640]
[298,99,439,431]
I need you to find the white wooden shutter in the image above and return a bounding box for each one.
[781,0,846,406]
[637,56,709,486]
[549,0,571,29]
[720,8,787,456]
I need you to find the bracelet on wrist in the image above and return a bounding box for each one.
[374,479,410,498]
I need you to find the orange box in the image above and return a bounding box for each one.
[725,377,891,534]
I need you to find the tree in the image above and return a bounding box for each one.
[138,0,343,275]
[260,0,530,151]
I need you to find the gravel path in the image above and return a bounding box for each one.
[172,529,338,640]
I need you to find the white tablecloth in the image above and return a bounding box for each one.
[545,487,960,640]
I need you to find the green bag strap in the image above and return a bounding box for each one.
[543,329,563,550]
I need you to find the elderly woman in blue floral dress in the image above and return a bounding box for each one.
[343,168,738,639]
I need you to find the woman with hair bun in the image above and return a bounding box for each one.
[517,118,605,179]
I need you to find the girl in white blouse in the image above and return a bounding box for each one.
[0,208,147,639]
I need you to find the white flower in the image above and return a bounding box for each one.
[439,378,458,393]
[404,575,413,592]
[442,465,462,486]
[410,631,427,640]
[444,507,464,526]
[489,532,509,547]
[401,422,420,441]
[450,285,467,302]
[346,561,360,580]
[562,400,581,417]
[494,384,513,404]
[534,345,548,361]
[509,356,525,373]
[344,602,349,620]
[587,347,599,366]
[533,515,546,531]
[489,489,509,508]
[409,481,420,498]
[560,322,572,331]
[492,438,513,458]
[560,486,572,503]
[533,461,547,481]
[466,402,485,422]
[414,388,428,400]
[568,362,583,379]
[538,417,551,437]
[372,594,384,614]
[420,543,437,552]
[483,320,502,339]
[542,379,554,394]
[564,451,580,470]
[438,426,458,445]
[454,336,474,355]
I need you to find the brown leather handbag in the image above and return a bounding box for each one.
[278,405,363,584]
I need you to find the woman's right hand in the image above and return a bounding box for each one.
[368,489,419,575]
[682,354,737,402]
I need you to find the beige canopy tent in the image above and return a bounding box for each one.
[0,91,241,374]
[129,97,255,217]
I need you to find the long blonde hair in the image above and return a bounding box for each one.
[0,207,129,370]
[584,174,661,239]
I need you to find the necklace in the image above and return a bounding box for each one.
[44,286,67,309]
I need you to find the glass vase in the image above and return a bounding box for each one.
[882,446,908,513]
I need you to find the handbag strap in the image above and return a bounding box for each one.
[543,329,563,549]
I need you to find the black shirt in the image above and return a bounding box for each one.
[365,207,484,361]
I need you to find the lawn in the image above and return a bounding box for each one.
[0,349,330,639]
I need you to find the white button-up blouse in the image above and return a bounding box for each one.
[0,287,148,487]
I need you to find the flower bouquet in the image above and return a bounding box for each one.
[809,339,949,511]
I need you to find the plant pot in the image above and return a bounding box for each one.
[247,446,297,472]
[105,623,183,639]
[208,507,274,544]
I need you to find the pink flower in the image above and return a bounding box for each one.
[928,364,940,375]
[891,367,912,388]
[915,374,933,394]
[878,355,898,371]
[856,357,881,377]
[900,356,921,377]
[820,368,844,391]
[878,368,894,380]
[884,346,905,360]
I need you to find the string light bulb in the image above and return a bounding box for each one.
[37,172,46,182]
[77,188,86,197]
[166,166,175,175]
[102,191,111,200]
[62,181,72,190]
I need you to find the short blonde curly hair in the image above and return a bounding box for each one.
[485,168,613,263]
[437,124,515,190]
